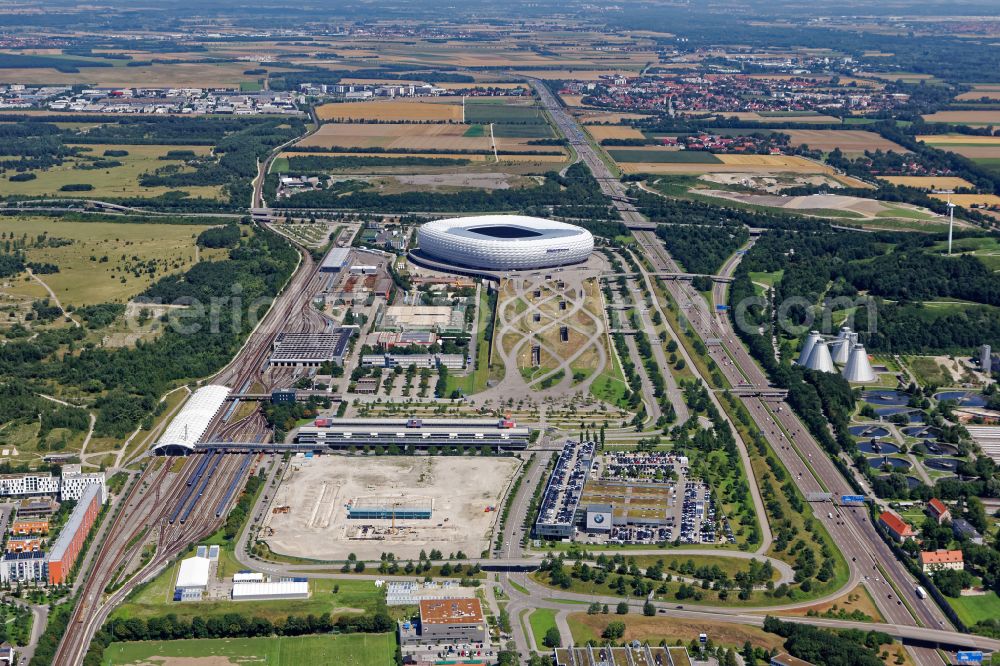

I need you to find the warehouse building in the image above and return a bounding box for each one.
[48,484,102,584]
[232,580,309,601]
[174,555,211,601]
[320,247,351,273]
[269,330,354,368]
[295,417,529,451]
[347,496,433,520]
[361,353,465,370]
[400,598,488,646]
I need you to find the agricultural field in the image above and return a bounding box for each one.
[587,125,646,141]
[878,176,975,190]
[921,110,1000,125]
[0,217,218,306]
[315,99,464,122]
[929,193,1000,208]
[100,633,396,666]
[783,130,908,154]
[296,123,557,154]
[0,62,280,88]
[612,151,832,175]
[0,144,225,200]
[955,84,1000,101]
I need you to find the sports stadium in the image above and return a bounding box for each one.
[416,215,593,271]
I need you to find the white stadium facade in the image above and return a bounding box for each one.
[416,215,593,271]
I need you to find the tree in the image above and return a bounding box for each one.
[616,601,629,615]
[643,600,656,616]
[602,621,626,640]
[543,626,562,648]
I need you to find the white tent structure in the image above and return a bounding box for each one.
[797,331,822,366]
[843,344,877,383]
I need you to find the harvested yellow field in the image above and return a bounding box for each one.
[280,151,489,162]
[513,69,634,80]
[315,100,463,122]
[560,95,587,107]
[917,135,1000,145]
[296,123,548,153]
[0,62,277,88]
[930,193,1000,208]
[436,82,528,90]
[784,129,907,153]
[922,111,1000,124]
[580,112,655,124]
[956,90,1000,101]
[587,125,645,141]
[717,155,830,170]
[619,160,832,175]
[879,176,975,190]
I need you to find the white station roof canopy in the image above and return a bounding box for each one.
[155,385,230,452]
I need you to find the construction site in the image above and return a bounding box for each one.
[262,455,521,560]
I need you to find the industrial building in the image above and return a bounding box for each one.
[417,215,594,271]
[268,330,354,368]
[361,353,465,370]
[534,440,595,539]
[47,484,102,584]
[294,417,530,451]
[232,580,309,600]
[174,555,211,601]
[400,598,488,646]
[347,496,433,520]
[154,385,231,455]
[381,305,465,332]
[320,247,352,273]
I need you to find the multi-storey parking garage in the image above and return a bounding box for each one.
[416,215,593,271]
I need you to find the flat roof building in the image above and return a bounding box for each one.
[269,330,354,367]
[176,556,211,590]
[401,598,488,646]
[0,473,59,499]
[0,551,46,584]
[232,580,309,600]
[295,417,529,451]
[48,484,101,585]
[320,247,351,273]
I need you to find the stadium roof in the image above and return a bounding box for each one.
[155,385,230,452]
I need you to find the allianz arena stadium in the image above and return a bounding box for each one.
[416,215,594,271]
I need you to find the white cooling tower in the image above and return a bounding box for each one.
[797,331,822,366]
[804,339,836,373]
[843,344,877,383]
[831,338,851,365]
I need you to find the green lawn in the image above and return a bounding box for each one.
[112,558,384,623]
[101,633,395,665]
[528,608,558,648]
[874,205,934,220]
[948,591,1000,626]
[748,270,784,289]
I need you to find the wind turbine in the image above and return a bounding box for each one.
[947,196,956,256]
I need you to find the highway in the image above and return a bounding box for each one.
[531,78,957,665]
